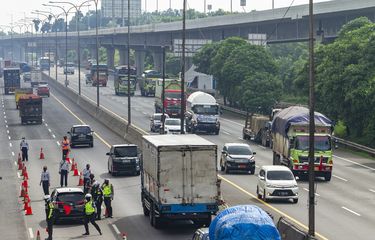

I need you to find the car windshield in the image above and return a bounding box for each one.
[73,127,91,134]
[165,119,180,126]
[267,170,294,180]
[295,136,331,151]
[56,192,84,203]
[227,145,252,155]
[165,92,181,99]
[193,105,219,115]
[114,146,137,157]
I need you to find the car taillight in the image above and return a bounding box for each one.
[55,201,65,207]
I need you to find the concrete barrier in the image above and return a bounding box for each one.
[277,217,312,240]
[43,73,146,146]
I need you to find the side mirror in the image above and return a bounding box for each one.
[253,152,256,155]
[259,176,265,181]
[221,151,226,154]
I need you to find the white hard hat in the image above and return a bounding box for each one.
[85,193,92,198]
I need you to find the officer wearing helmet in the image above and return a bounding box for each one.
[83,193,102,236]
[44,195,55,240]
[91,179,103,220]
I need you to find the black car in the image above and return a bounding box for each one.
[50,187,85,222]
[68,125,94,148]
[107,144,140,176]
[220,143,256,174]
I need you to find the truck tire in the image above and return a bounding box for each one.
[293,198,299,204]
[142,201,150,216]
[215,130,219,135]
[256,186,262,199]
[324,172,332,181]
[150,204,162,229]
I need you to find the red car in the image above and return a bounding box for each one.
[37,85,50,97]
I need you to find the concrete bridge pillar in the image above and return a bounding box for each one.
[106,46,115,69]
[135,49,146,76]
[118,47,128,65]
[151,49,163,73]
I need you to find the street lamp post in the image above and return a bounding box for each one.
[127,0,131,125]
[180,0,186,134]
[49,1,92,96]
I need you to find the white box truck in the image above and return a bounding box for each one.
[141,134,220,228]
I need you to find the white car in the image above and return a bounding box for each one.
[257,165,298,203]
[64,62,75,75]
[162,118,184,134]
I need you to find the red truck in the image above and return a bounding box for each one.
[154,79,183,118]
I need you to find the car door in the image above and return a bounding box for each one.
[258,169,266,192]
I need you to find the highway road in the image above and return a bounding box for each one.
[2,68,374,240]
[51,66,375,240]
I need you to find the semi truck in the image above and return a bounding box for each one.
[185,91,220,135]
[141,134,220,229]
[271,106,334,181]
[154,78,183,118]
[114,65,137,95]
[4,68,21,95]
[243,114,272,147]
[18,94,42,124]
[139,70,161,96]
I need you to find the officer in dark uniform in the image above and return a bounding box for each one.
[45,196,55,240]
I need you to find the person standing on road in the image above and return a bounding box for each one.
[40,166,50,195]
[82,164,91,194]
[102,179,114,218]
[59,158,70,187]
[61,136,70,160]
[45,196,55,240]
[83,193,102,236]
[20,137,29,162]
[91,177,103,220]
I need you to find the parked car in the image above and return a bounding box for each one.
[150,113,169,132]
[162,118,184,134]
[257,165,299,203]
[23,72,31,82]
[107,144,140,176]
[64,62,75,75]
[50,187,85,222]
[67,125,94,148]
[220,143,256,174]
[192,228,209,240]
[37,84,50,97]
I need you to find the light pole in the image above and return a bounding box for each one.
[180,0,186,134]
[43,3,75,87]
[127,0,131,125]
[49,1,92,96]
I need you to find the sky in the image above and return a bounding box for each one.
[1,0,330,30]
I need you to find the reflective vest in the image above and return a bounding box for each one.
[85,200,95,215]
[62,140,70,150]
[102,184,112,197]
[48,202,54,219]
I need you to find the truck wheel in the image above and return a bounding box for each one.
[108,162,111,174]
[224,163,230,174]
[150,204,162,228]
[293,198,299,204]
[263,190,268,202]
[324,172,332,181]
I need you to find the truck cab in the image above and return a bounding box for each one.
[114,65,137,95]
[91,64,108,87]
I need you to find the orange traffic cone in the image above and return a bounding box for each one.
[71,161,76,171]
[19,185,26,198]
[18,153,22,162]
[40,148,45,160]
[73,167,79,176]
[23,199,29,210]
[18,160,23,170]
[77,173,84,186]
[122,233,128,240]
[21,164,26,176]
[23,170,29,180]
[23,190,30,202]
[36,230,41,240]
[22,179,28,189]
[66,157,71,164]
[25,204,33,215]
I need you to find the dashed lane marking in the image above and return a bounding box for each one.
[52,134,56,138]
[28,228,34,239]
[8,136,11,140]
[9,142,12,147]
[45,123,48,127]
[333,174,348,182]
[48,128,52,133]
[222,130,230,135]
[7,130,9,134]
[369,189,375,193]
[11,152,15,156]
[342,206,361,216]
[56,141,61,146]
[5,119,7,123]
[221,118,243,127]
[5,125,8,128]
[51,92,328,240]
[112,224,121,235]
[14,161,17,166]
[303,187,321,197]
[17,172,21,179]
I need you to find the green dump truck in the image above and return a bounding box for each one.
[114,65,137,96]
[139,70,161,97]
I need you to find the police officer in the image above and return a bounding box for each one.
[59,158,70,187]
[20,137,29,161]
[40,166,50,195]
[91,180,103,220]
[82,164,91,194]
[83,194,102,236]
[102,179,114,218]
[45,196,55,240]
[61,136,70,160]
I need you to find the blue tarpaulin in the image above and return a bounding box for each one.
[209,205,281,240]
[271,106,332,137]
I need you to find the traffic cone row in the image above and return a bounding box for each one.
[16,153,33,216]
[77,172,84,186]
[39,148,45,160]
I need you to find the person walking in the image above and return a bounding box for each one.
[45,196,55,240]
[40,166,50,195]
[61,136,70,160]
[83,193,102,236]
[102,179,114,218]
[91,178,103,220]
[20,137,29,162]
[59,158,70,187]
[82,164,91,194]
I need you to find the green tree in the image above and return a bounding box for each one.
[192,42,219,75]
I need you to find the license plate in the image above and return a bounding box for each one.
[280,192,288,196]
[239,164,246,168]
[123,159,130,163]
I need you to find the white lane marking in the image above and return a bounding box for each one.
[17,172,21,179]
[8,136,11,140]
[221,118,243,127]
[4,120,7,123]
[14,161,17,166]
[369,189,375,193]
[334,155,375,171]
[3,111,5,114]
[45,123,48,127]
[142,112,147,115]
[11,152,15,156]
[112,224,121,235]
[259,146,267,150]
[9,142,12,147]
[238,137,243,140]
[222,130,230,135]
[303,187,320,197]
[56,141,61,146]
[333,174,348,182]
[48,128,52,133]
[52,134,56,138]
[6,130,9,134]
[28,228,34,238]
[255,165,260,168]
[5,125,8,128]
[3,115,6,119]
[42,118,45,122]
[342,206,361,216]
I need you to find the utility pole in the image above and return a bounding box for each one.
[308,0,316,238]
[161,46,166,134]
[112,0,115,25]
[180,0,186,134]
[121,0,125,27]
[204,0,206,14]
[230,0,233,13]
[127,0,131,125]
